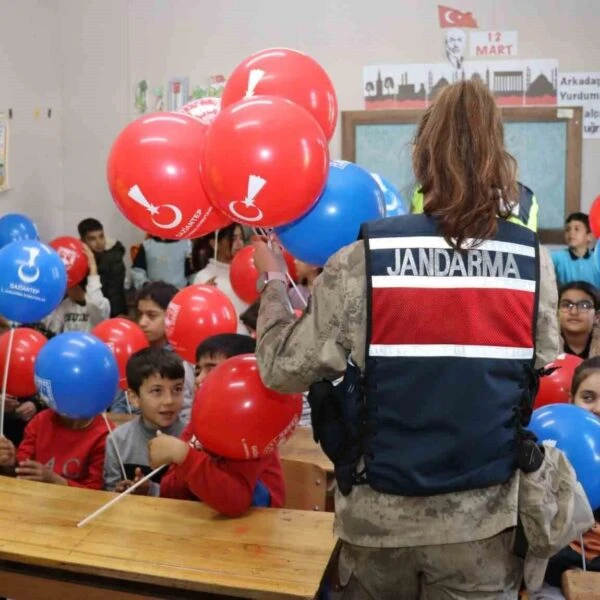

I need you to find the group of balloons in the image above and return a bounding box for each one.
[0,212,301,460]
[107,47,406,274]
[530,354,600,509]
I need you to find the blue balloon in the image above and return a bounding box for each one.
[0,213,38,249]
[0,240,67,323]
[276,161,385,266]
[34,332,119,419]
[370,173,407,217]
[529,403,600,509]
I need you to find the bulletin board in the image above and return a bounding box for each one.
[342,107,583,243]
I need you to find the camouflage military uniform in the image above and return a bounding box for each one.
[257,241,561,598]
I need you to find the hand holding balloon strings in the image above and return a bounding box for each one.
[252,227,308,309]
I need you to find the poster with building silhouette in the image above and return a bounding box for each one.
[364,59,558,110]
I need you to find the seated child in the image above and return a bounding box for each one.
[149,333,286,517]
[110,281,195,422]
[131,237,193,290]
[532,356,600,599]
[3,393,46,448]
[558,281,599,359]
[552,212,600,288]
[0,408,109,489]
[104,347,186,495]
[78,217,129,317]
[45,244,110,333]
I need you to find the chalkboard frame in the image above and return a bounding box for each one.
[341,107,583,244]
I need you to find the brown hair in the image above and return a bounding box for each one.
[413,80,518,250]
[570,356,600,398]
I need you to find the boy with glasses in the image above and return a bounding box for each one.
[558,281,600,359]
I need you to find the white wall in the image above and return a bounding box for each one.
[0,0,63,239]
[2,0,600,249]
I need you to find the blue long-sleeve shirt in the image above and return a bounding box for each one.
[551,247,600,288]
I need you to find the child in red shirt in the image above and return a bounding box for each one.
[149,334,285,517]
[0,409,109,489]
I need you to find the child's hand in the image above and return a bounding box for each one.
[115,468,151,495]
[0,437,16,467]
[15,400,36,422]
[82,244,97,275]
[3,395,19,414]
[15,459,66,485]
[148,431,188,469]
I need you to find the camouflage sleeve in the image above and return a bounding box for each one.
[256,242,366,393]
[535,245,560,368]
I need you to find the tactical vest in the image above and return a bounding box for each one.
[411,183,538,232]
[336,214,540,497]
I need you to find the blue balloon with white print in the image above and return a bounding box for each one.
[275,160,385,267]
[370,173,407,217]
[0,240,67,323]
[0,213,39,249]
[530,403,600,510]
[35,332,119,418]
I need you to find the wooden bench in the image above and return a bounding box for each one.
[0,477,336,599]
[280,427,333,475]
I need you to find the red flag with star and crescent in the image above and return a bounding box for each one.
[438,5,478,28]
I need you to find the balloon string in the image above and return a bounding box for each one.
[214,229,219,263]
[77,464,166,528]
[0,327,15,438]
[580,533,587,571]
[252,227,308,309]
[102,412,127,482]
[124,390,132,415]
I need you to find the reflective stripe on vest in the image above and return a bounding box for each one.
[411,183,538,232]
[347,214,539,497]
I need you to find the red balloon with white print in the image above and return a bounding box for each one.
[221,48,338,140]
[178,97,220,126]
[201,96,329,228]
[0,328,47,397]
[49,236,88,288]
[165,285,237,364]
[107,112,230,240]
[534,354,584,409]
[192,354,302,460]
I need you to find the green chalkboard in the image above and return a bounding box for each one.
[342,107,582,243]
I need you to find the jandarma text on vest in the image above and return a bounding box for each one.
[386,248,521,278]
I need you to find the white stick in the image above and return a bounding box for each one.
[580,533,587,571]
[214,229,219,263]
[0,327,15,438]
[101,412,127,482]
[124,390,132,415]
[77,464,166,528]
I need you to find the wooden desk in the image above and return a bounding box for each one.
[563,569,600,599]
[280,428,333,475]
[0,478,336,599]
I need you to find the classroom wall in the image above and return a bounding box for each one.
[2,0,600,249]
[0,0,63,239]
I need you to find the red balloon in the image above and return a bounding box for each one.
[283,249,298,282]
[201,97,329,228]
[0,328,47,397]
[193,354,302,459]
[293,309,303,318]
[221,48,338,140]
[534,354,584,409]
[230,246,259,304]
[178,97,220,126]
[590,195,600,238]
[107,112,231,240]
[165,285,238,363]
[49,236,88,288]
[91,318,149,390]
